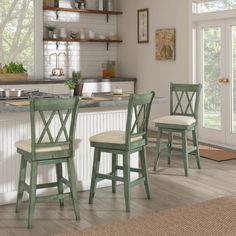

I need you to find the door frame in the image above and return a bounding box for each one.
[196,20,236,148]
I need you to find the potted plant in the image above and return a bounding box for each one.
[64,71,83,96]
[0,62,27,81]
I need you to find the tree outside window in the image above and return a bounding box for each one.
[0,0,34,76]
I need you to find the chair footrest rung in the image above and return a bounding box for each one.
[61,177,70,187]
[24,183,30,194]
[116,165,143,173]
[96,173,124,182]
[36,182,58,189]
[188,147,197,154]
[130,177,145,188]
[36,192,71,203]
[160,145,197,154]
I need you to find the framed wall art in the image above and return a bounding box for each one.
[155,28,176,60]
[138,8,149,43]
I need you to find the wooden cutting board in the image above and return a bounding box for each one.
[81,97,111,102]
[5,101,30,106]
[106,93,131,97]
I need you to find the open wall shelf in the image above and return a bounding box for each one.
[43,6,123,21]
[43,38,123,50]
[43,38,122,43]
[43,6,123,15]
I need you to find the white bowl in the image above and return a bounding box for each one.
[98,35,106,40]
[113,88,123,94]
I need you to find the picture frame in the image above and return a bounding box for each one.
[155,28,176,60]
[137,8,149,43]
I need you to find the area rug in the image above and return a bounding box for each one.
[57,196,236,236]
[199,144,236,162]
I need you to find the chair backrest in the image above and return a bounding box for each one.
[170,83,202,120]
[125,91,155,148]
[30,97,80,159]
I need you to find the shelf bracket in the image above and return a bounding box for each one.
[56,42,60,50]
[106,13,109,23]
[56,10,59,20]
[106,42,109,51]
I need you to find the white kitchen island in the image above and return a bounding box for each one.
[0,84,165,205]
[0,105,130,205]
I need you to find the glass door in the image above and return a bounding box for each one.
[197,20,236,147]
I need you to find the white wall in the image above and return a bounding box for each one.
[117,0,190,128]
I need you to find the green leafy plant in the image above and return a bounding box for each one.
[3,62,27,73]
[72,71,82,82]
[64,71,83,90]
[64,80,76,90]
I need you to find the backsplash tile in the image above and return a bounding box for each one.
[44,0,118,79]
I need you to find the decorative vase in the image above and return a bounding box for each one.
[74,83,84,96]
[69,89,74,97]
[48,30,54,38]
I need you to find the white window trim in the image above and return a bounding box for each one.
[34,0,44,80]
[188,0,236,85]
[192,9,236,22]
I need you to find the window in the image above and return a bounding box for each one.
[193,0,236,14]
[0,0,34,76]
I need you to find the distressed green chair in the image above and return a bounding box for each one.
[15,97,80,228]
[89,91,155,212]
[153,83,202,176]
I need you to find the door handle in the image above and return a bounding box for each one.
[218,78,229,84]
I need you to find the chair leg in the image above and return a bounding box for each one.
[192,128,201,169]
[140,147,151,200]
[89,148,101,204]
[112,154,118,193]
[123,152,131,212]
[167,131,173,166]
[16,156,27,213]
[182,131,188,176]
[153,128,162,171]
[28,162,38,229]
[56,163,64,207]
[67,158,80,221]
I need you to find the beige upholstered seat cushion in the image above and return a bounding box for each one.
[15,139,69,153]
[153,115,196,126]
[90,131,142,144]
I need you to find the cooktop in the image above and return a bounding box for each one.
[0,90,59,100]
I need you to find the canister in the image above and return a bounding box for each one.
[0,89,5,98]
[108,0,114,11]
[99,0,104,11]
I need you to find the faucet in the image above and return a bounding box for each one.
[49,52,67,77]
[49,53,58,68]
[58,52,67,68]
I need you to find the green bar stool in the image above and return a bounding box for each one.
[15,97,80,228]
[153,83,202,176]
[88,91,155,212]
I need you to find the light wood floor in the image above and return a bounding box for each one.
[1,141,236,235]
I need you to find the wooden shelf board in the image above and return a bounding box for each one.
[43,6,123,15]
[43,38,123,43]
